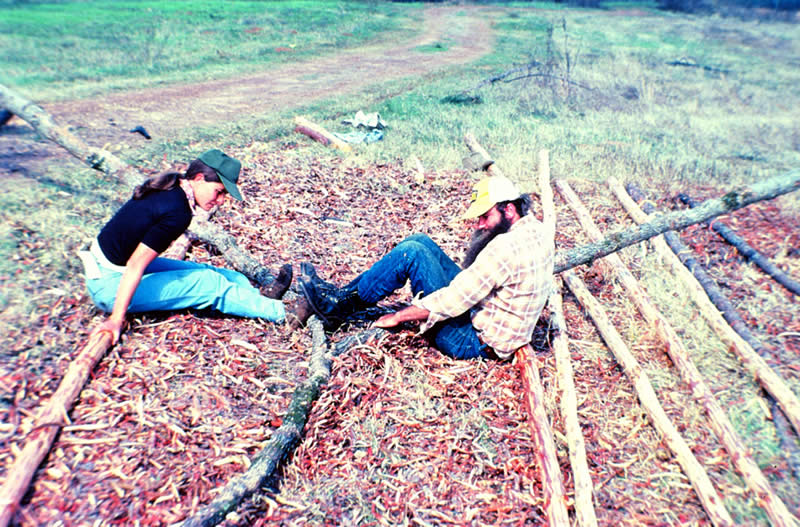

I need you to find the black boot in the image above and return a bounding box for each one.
[298,262,370,329]
[262,264,293,300]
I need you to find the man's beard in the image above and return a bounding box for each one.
[461,214,513,269]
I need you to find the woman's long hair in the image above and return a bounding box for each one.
[132,159,221,200]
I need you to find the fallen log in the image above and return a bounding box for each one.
[561,269,735,527]
[625,183,800,433]
[176,316,331,527]
[0,331,113,527]
[550,279,598,527]
[678,193,800,296]
[558,179,797,527]
[0,83,135,183]
[0,83,279,288]
[293,116,352,152]
[553,170,800,274]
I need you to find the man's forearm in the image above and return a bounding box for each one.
[374,305,431,328]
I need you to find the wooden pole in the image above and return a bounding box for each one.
[558,179,798,527]
[512,149,569,525]
[561,269,734,527]
[678,193,800,296]
[617,182,800,437]
[293,116,352,152]
[550,279,599,527]
[553,170,800,273]
[0,331,113,527]
[516,345,571,525]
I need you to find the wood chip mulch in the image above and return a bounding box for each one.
[1,143,799,526]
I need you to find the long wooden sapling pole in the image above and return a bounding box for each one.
[558,179,797,527]
[622,182,800,437]
[550,278,599,527]
[0,332,113,527]
[561,269,735,527]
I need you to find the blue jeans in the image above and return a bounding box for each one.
[357,234,488,360]
[86,258,285,322]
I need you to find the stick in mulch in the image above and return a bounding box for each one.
[622,182,800,471]
[550,278,599,527]
[557,179,797,527]
[561,269,735,527]
[174,320,388,527]
[0,331,113,527]
[678,193,800,297]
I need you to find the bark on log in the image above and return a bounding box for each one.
[553,170,800,274]
[515,345,570,526]
[624,182,800,437]
[558,179,797,527]
[0,331,113,527]
[0,83,135,182]
[561,269,734,527]
[678,193,800,297]
[550,279,598,527]
[176,316,331,527]
[293,116,352,152]
[0,83,279,288]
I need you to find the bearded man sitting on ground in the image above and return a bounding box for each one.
[294,175,554,360]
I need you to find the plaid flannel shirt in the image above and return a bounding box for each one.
[414,214,554,359]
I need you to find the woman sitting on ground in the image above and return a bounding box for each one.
[83,149,293,344]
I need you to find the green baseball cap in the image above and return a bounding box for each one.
[198,149,243,201]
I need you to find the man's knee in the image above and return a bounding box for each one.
[403,233,433,245]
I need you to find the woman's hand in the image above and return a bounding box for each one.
[89,317,126,345]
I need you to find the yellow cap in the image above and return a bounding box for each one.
[461,176,521,219]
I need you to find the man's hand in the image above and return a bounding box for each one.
[371,305,431,329]
[89,317,126,345]
[373,312,402,328]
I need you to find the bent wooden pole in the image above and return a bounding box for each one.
[176,316,332,527]
[0,83,279,288]
[516,345,570,526]
[550,279,599,527]
[0,331,113,527]
[553,170,800,273]
[559,179,797,527]
[562,269,734,527]
[678,193,800,297]
[622,182,800,437]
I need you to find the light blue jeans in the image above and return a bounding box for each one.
[86,257,285,322]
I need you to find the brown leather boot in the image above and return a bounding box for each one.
[262,264,293,300]
[284,296,313,330]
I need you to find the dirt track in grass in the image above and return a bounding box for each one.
[0,5,493,178]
